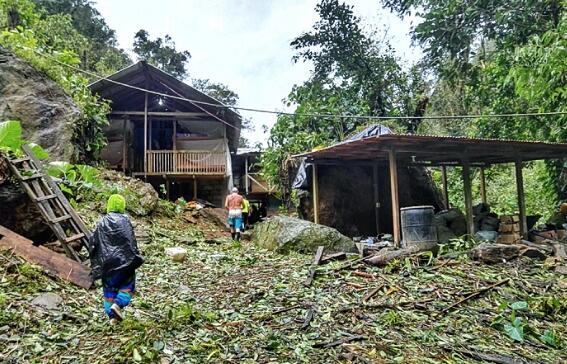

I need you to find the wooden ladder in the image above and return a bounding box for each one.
[7,145,91,262]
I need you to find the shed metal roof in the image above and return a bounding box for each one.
[295,134,567,165]
[89,61,242,152]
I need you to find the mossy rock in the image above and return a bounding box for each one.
[252,216,355,254]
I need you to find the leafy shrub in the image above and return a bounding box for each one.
[0,120,48,158]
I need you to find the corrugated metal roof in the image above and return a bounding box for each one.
[295,133,567,165]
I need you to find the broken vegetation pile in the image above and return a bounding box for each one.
[1,194,567,363]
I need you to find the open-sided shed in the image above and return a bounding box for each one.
[296,133,567,246]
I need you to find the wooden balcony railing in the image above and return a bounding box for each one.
[146,150,227,175]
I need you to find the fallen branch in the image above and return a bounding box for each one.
[362,284,385,302]
[320,252,347,264]
[366,245,429,267]
[441,279,510,313]
[455,348,527,364]
[353,271,376,280]
[345,282,365,289]
[301,308,314,330]
[313,335,366,349]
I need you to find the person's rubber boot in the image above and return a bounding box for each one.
[236,232,241,241]
[110,303,124,322]
[231,233,236,241]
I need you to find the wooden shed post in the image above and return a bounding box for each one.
[245,156,250,194]
[143,92,148,175]
[373,163,380,234]
[312,163,320,224]
[480,167,487,204]
[388,149,401,247]
[193,176,198,200]
[441,165,450,209]
[462,159,475,236]
[515,158,527,237]
[122,118,128,173]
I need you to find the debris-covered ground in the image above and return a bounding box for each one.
[1,206,567,363]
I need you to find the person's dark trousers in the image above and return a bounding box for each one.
[242,212,249,230]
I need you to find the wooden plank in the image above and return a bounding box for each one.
[479,167,487,204]
[441,165,450,209]
[35,194,57,202]
[10,157,31,164]
[122,118,127,173]
[21,173,43,181]
[462,159,474,236]
[49,215,71,224]
[388,149,401,247]
[515,158,527,237]
[245,156,249,194]
[373,164,380,234]
[313,164,320,224]
[320,252,347,264]
[110,111,208,118]
[64,233,85,244]
[0,226,92,289]
[143,91,148,175]
[304,246,325,287]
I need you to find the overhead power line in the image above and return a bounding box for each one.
[36,50,567,122]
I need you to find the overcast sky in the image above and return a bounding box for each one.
[94,0,421,145]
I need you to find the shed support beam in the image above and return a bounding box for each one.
[462,160,475,236]
[388,149,401,247]
[166,178,171,200]
[373,164,380,235]
[313,164,320,224]
[143,92,148,176]
[441,165,450,209]
[245,156,249,194]
[193,176,198,200]
[480,167,487,204]
[515,158,527,237]
[172,120,177,150]
[122,118,127,173]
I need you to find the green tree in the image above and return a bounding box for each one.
[192,78,238,107]
[32,0,131,74]
[381,0,563,77]
[0,0,111,162]
[133,29,191,79]
[262,0,429,189]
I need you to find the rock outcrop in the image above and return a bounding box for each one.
[0,47,83,241]
[0,46,81,161]
[253,215,355,254]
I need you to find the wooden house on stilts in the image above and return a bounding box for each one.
[89,61,242,206]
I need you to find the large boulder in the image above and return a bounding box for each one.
[97,170,159,216]
[0,46,81,242]
[0,46,80,161]
[253,215,355,254]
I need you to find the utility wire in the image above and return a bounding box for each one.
[36,49,567,121]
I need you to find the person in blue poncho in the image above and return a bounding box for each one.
[90,194,144,324]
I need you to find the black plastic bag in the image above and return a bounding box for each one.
[89,213,144,280]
